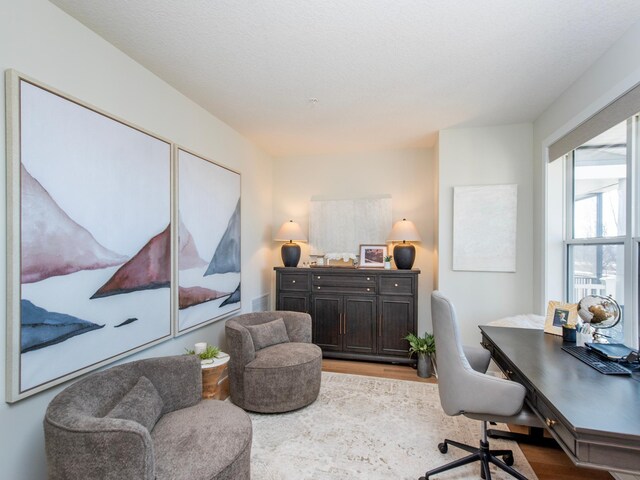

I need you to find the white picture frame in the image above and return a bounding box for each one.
[175,147,241,335]
[5,70,173,402]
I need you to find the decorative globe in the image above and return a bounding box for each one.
[577,295,621,329]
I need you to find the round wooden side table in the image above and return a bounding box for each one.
[201,353,230,400]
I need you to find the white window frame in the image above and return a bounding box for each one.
[563,115,639,346]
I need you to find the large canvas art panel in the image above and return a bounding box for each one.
[176,148,241,334]
[6,71,172,402]
[452,184,518,272]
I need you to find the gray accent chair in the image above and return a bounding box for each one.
[226,311,322,413]
[44,355,252,480]
[421,291,544,480]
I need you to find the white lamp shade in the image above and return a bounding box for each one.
[274,220,307,242]
[387,218,421,242]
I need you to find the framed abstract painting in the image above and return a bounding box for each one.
[5,70,173,402]
[175,147,241,335]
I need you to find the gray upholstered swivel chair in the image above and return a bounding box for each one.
[44,355,252,480]
[421,291,544,480]
[225,311,322,413]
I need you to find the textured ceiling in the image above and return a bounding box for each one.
[51,0,640,156]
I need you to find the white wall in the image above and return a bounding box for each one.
[0,0,273,478]
[533,19,640,312]
[272,148,436,333]
[437,123,534,345]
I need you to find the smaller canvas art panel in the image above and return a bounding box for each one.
[453,184,518,272]
[176,148,241,334]
[6,71,172,402]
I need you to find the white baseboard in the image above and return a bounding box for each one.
[611,472,640,480]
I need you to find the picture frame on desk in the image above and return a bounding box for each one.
[358,244,387,268]
[544,301,578,336]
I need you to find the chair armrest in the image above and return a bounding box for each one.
[458,369,527,417]
[225,320,257,369]
[44,416,154,479]
[463,345,491,373]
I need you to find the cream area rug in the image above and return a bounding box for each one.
[249,372,537,480]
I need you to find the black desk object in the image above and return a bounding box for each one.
[561,345,632,375]
[480,326,640,475]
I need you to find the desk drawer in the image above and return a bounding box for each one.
[312,274,376,287]
[536,399,576,455]
[279,273,309,291]
[379,276,413,295]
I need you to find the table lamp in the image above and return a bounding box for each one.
[274,220,307,267]
[387,218,421,270]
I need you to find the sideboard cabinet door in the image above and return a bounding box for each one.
[343,296,376,354]
[378,296,414,357]
[312,295,342,351]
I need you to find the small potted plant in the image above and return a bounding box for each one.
[185,345,222,365]
[404,332,435,378]
[384,255,393,270]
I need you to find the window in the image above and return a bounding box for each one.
[564,116,637,343]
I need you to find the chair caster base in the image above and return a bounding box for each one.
[422,437,528,480]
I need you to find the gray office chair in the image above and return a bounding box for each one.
[421,291,544,480]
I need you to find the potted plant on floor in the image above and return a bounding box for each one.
[404,332,435,378]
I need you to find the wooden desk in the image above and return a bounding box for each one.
[479,326,640,475]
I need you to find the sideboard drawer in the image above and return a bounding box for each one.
[312,274,376,287]
[380,276,413,295]
[279,273,309,291]
[313,284,376,295]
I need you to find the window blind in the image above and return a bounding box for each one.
[548,82,640,162]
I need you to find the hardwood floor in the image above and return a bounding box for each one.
[322,359,613,480]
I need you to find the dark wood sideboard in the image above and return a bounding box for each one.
[274,267,420,364]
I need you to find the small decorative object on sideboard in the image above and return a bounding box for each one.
[405,332,435,378]
[384,255,392,270]
[358,244,387,268]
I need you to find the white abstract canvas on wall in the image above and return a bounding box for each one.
[6,72,172,401]
[309,196,391,256]
[453,184,518,272]
[176,148,241,334]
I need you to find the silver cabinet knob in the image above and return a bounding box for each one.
[292,280,296,283]
[395,283,398,287]
[317,286,321,290]
[367,288,370,292]
[317,276,321,279]
[367,277,370,281]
